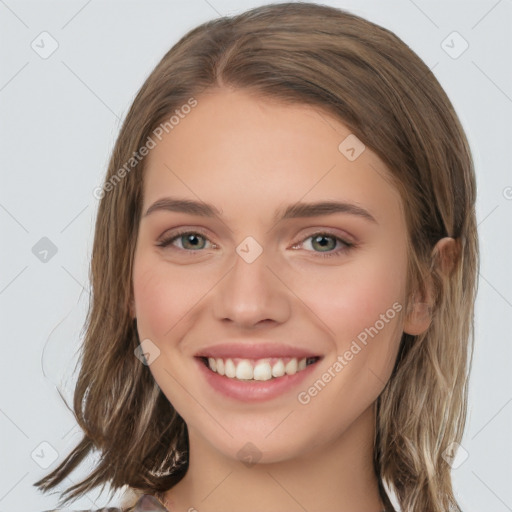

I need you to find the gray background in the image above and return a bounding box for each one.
[1,0,511,511]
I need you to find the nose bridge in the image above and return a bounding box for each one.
[213,237,290,327]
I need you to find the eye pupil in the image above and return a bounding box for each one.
[183,234,205,250]
[312,234,336,252]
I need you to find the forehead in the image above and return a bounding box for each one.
[142,88,403,229]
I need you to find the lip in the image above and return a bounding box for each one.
[195,342,320,360]
[194,355,322,402]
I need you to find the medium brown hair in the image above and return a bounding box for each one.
[34,3,479,511]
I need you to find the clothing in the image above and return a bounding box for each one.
[127,494,169,511]
[129,495,169,511]
[42,494,169,512]
[42,493,388,511]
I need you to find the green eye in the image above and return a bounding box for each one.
[157,231,212,251]
[157,230,355,259]
[294,233,354,259]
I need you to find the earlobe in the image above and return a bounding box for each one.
[403,301,432,335]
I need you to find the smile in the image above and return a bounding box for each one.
[199,356,320,381]
[193,342,324,401]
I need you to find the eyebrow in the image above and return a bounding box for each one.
[144,197,378,224]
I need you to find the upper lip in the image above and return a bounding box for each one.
[195,342,321,360]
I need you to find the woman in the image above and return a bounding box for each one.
[35,2,479,511]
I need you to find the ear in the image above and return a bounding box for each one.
[433,236,460,277]
[403,237,459,336]
[403,301,432,336]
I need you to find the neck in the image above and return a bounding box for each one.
[161,404,385,512]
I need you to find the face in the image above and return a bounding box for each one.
[132,88,420,464]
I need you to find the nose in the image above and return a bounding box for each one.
[212,243,291,330]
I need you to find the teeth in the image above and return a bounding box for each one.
[205,356,316,381]
[253,361,272,381]
[271,359,285,378]
[225,359,236,378]
[235,360,253,380]
[285,358,298,375]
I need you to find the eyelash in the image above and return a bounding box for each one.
[156,229,355,259]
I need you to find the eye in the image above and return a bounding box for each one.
[291,232,355,259]
[156,229,355,259]
[157,230,216,252]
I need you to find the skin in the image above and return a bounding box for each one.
[132,88,454,512]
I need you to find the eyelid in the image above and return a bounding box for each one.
[157,227,216,250]
[156,227,356,261]
[292,226,356,246]
[157,225,355,244]
[289,232,355,259]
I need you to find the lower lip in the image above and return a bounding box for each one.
[194,357,320,402]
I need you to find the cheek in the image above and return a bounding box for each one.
[301,250,406,401]
[296,269,404,433]
[132,258,202,341]
[305,254,406,342]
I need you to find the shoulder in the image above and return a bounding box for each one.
[39,493,166,512]
[40,508,123,512]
